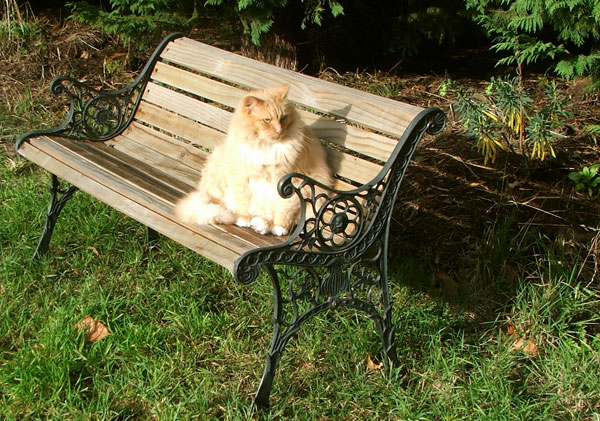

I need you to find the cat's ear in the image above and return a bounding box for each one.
[241,95,262,114]
[277,84,290,99]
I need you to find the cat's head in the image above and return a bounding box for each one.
[236,84,297,141]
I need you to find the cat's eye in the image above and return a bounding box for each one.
[280,114,288,122]
[263,118,272,124]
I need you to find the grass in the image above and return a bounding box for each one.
[1,142,599,419]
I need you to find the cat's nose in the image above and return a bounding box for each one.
[273,122,282,134]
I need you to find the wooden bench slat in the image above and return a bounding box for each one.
[51,137,285,252]
[53,137,191,200]
[161,38,424,139]
[119,122,209,170]
[143,82,231,133]
[31,137,283,254]
[135,102,225,151]
[19,140,245,271]
[152,61,241,108]
[107,131,203,188]
[152,61,398,162]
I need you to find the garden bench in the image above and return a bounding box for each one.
[15,33,446,407]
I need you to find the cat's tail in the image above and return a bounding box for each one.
[174,190,236,225]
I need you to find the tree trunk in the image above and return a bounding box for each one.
[241,31,298,71]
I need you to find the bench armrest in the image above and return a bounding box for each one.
[234,107,446,285]
[15,33,183,152]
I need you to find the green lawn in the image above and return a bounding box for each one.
[1,139,599,420]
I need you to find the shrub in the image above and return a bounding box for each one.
[568,164,600,197]
[68,0,344,49]
[466,0,600,88]
[440,77,572,164]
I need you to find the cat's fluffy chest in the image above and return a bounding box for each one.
[239,138,300,168]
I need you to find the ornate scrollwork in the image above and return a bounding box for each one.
[15,32,183,152]
[43,76,144,141]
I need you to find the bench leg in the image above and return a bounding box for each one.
[145,226,160,246]
[254,266,285,408]
[381,304,399,368]
[34,174,78,258]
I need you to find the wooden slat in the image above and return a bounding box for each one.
[122,122,355,193]
[160,37,423,138]
[143,82,231,133]
[50,137,284,251]
[118,122,209,170]
[327,149,383,186]
[134,102,225,151]
[152,61,241,108]
[52,137,191,200]
[106,131,203,188]
[18,140,243,271]
[152,61,398,162]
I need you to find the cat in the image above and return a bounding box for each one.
[174,84,333,236]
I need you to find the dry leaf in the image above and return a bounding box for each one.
[512,336,525,351]
[87,246,99,257]
[506,317,516,336]
[523,339,538,356]
[77,316,110,343]
[367,356,383,370]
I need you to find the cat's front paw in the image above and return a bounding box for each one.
[250,216,270,235]
[270,225,289,236]
[235,217,250,228]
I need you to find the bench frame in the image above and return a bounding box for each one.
[16,33,446,408]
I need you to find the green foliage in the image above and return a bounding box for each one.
[441,77,571,163]
[466,0,600,88]
[68,0,344,48]
[68,0,195,48]
[568,164,600,197]
[205,0,344,45]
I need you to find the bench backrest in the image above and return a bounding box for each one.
[135,37,425,191]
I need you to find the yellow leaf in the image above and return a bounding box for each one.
[483,110,499,121]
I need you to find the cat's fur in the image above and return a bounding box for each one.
[174,84,332,236]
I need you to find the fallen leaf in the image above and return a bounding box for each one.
[77,316,110,343]
[367,356,383,370]
[80,50,90,59]
[523,338,538,356]
[87,246,99,257]
[108,52,127,61]
[506,317,516,336]
[512,336,525,351]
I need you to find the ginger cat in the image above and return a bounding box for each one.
[174,84,332,236]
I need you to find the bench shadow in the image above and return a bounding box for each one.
[306,104,351,179]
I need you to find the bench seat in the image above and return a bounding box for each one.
[19,129,284,272]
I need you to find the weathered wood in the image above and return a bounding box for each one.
[140,83,384,186]
[134,102,225,152]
